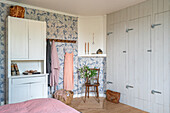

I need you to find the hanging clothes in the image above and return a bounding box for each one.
[64,52,74,90]
[46,39,51,86]
[50,40,60,89]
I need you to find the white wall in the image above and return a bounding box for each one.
[78,16,106,55]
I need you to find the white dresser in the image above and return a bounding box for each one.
[6,16,48,104]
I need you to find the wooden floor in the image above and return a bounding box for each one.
[69,97,148,113]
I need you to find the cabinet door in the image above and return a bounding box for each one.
[30,83,45,99]
[150,11,170,113]
[28,20,45,60]
[10,17,28,59]
[11,84,30,104]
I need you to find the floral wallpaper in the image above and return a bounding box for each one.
[0,2,106,104]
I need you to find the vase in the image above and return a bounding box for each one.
[90,79,94,84]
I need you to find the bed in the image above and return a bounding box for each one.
[0,98,80,113]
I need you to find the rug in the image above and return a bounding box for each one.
[77,97,104,109]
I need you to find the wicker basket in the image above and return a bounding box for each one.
[10,5,25,18]
[53,89,74,105]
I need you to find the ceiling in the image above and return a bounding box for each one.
[8,0,146,16]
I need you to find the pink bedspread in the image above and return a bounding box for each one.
[0,98,79,113]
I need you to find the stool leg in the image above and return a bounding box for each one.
[96,86,99,98]
[85,86,87,102]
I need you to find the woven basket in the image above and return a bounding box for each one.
[54,89,74,105]
[10,5,25,18]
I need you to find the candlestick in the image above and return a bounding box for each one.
[88,42,89,54]
[85,42,86,54]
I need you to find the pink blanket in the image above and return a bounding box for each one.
[0,98,79,113]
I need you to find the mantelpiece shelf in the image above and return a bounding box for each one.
[78,54,106,57]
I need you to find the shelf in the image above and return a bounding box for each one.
[9,74,48,79]
[78,54,106,57]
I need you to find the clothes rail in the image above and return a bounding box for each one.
[46,38,77,43]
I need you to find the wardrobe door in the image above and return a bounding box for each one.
[106,25,114,90]
[134,16,151,112]
[150,11,170,113]
[28,20,46,60]
[114,22,127,103]
[107,22,127,103]
[126,16,151,111]
[9,17,28,59]
[126,19,138,108]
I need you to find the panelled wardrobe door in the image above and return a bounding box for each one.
[113,22,127,103]
[135,16,151,112]
[28,20,46,60]
[9,17,28,59]
[126,16,151,112]
[150,11,170,113]
[106,25,114,90]
[126,19,138,108]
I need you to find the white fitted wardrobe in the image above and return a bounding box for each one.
[107,0,170,113]
[6,16,48,104]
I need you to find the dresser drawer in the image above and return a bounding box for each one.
[12,76,45,85]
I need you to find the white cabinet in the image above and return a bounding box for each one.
[9,17,28,59]
[8,16,46,60]
[29,20,45,60]
[6,16,48,104]
[9,75,47,104]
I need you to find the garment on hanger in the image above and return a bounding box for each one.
[46,39,51,85]
[64,52,74,90]
[50,40,60,89]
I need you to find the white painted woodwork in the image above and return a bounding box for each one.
[10,76,47,104]
[29,20,45,60]
[153,0,170,14]
[107,0,170,112]
[107,21,127,103]
[126,16,151,111]
[9,17,28,59]
[11,83,30,103]
[6,16,48,104]
[150,11,170,113]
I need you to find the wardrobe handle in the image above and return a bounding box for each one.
[126,85,134,89]
[107,32,113,36]
[107,81,113,84]
[151,90,161,94]
[151,24,161,28]
[126,28,134,33]
[147,50,152,52]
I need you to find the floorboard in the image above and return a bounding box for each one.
[69,97,148,113]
